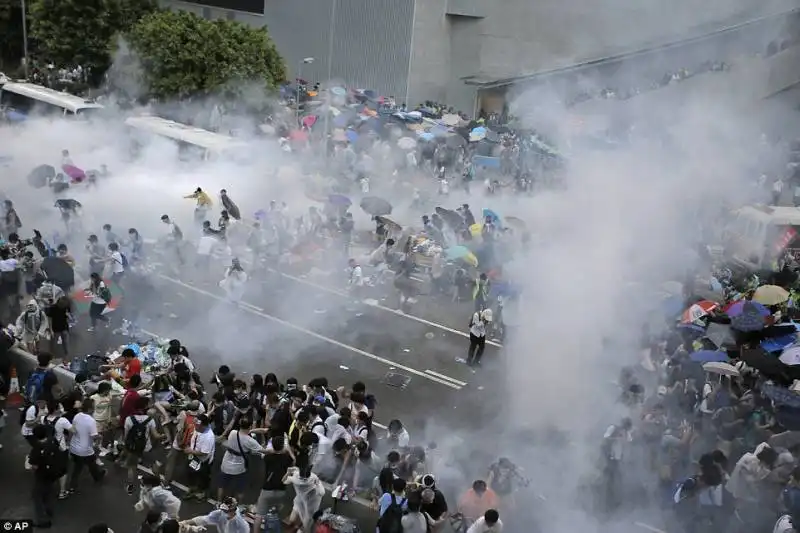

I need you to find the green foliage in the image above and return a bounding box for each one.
[0,0,27,69]
[26,0,157,79]
[127,10,286,99]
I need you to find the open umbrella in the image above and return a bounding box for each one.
[705,323,736,349]
[435,207,464,228]
[360,196,392,216]
[327,194,351,207]
[724,300,770,317]
[469,127,487,142]
[702,361,740,377]
[397,137,416,150]
[763,334,798,353]
[375,216,402,233]
[40,256,75,291]
[482,208,502,226]
[62,164,85,183]
[753,285,790,305]
[485,130,501,143]
[780,345,800,366]
[27,164,55,189]
[504,216,528,232]
[445,245,478,267]
[680,300,718,324]
[446,134,466,148]
[731,301,767,332]
[442,114,460,127]
[690,350,729,363]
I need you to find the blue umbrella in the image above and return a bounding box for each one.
[762,383,800,410]
[762,334,798,353]
[678,323,706,334]
[662,296,685,318]
[345,130,359,143]
[689,350,728,363]
[726,300,769,317]
[328,194,351,207]
[482,208,502,226]
[333,114,350,128]
[417,132,435,142]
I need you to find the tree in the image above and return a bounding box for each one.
[28,0,119,75]
[0,0,27,70]
[127,10,286,100]
[26,0,157,81]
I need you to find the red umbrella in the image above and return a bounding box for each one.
[302,115,318,129]
[62,164,86,183]
[681,300,719,323]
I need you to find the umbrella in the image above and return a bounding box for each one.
[690,350,729,363]
[469,127,487,142]
[40,256,75,291]
[328,194,351,207]
[27,165,55,189]
[375,216,402,233]
[780,345,800,366]
[442,114,460,126]
[445,246,478,267]
[680,300,718,324]
[485,130,501,143]
[724,300,770,317]
[504,216,528,231]
[469,223,483,238]
[62,164,85,183]
[360,196,392,216]
[54,198,82,211]
[397,137,417,150]
[417,131,435,141]
[259,123,276,135]
[346,130,359,143]
[764,334,798,353]
[332,129,348,142]
[731,301,767,332]
[482,208,502,226]
[289,130,309,142]
[435,207,464,228]
[301,115,318,129]
[705,323,736,349]
[753,285,790,305]
[761,383,800,409]
[702,361,740,377]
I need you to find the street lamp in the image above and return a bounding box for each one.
[295,57,314,124]
[322,0,337,158]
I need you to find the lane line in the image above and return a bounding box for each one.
[424,369,468,387]
[634,522,667,533]
[270,269,504,349]
[156,274,464,390]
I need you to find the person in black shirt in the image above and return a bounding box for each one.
[45,296,72,359]
[29,424,67,527]
[253,435,294,532]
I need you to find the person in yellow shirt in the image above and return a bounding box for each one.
[184,187,213,225]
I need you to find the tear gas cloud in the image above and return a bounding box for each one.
[0,11,797,530]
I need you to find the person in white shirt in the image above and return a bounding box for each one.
[220,259,248,304]
[347,259,364,299]
[22,396,47,443]
[466,510,503,533]
[42,399,75,499]
[60,149,73,168]
[123,396,161,494]
[106,242,125,285]
[466,309,492,367]
[218,418,265,502]
[185,414,216,500]
[85,273,110,331]
[68,398,106,491]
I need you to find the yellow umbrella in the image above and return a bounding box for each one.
[469,223,482,237]
[753,285,790,306]
[463,251,478,268]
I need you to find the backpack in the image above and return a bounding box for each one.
[119,253,129,269]
[377,494,406,533]
[180,414,197,449]
[311,420,328,437]
[125,416,151,454]
[99,285,112,304]
[38,415,60,440]
[25,369,48,403]
[39,438,68,480]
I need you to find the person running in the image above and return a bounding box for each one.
[160,215,185,267]
[85,273,111,332]
[184,187,213,226]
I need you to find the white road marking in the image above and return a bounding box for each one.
[424,369,468,387]
[156,274,464,390]
[271,269,504,349]
[634,522,667,533]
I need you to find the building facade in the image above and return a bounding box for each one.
[165,0,800,116]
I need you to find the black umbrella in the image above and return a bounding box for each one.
[360,196,392,216]
[485,130,501,143]
[54,198,82,211]
[435,206,464,228]
[221,194,241,220]
[40,256,75,291]
[27,165,55,189]
[445,134,466,148]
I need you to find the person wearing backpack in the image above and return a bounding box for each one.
[85,273,110,331]
[161,402,200,487]
[41,399,75,500]
[28,424,68,528]
[122,396,161,494]
[23,354,58,411]
[106,242,126,286]
[377,477,408,533]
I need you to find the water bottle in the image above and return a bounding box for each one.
[262,507,281,533]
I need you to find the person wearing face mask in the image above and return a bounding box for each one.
[181,497,249,533]
[135,473,182,518]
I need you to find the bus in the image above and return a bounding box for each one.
[0,82,104,120]
[724,204,800,270]
[124,115,249,161]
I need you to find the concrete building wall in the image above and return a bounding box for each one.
[406,0,450,106]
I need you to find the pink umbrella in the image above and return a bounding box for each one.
[289,130,309,142]
[62,164,86,183]
[302,115,318,129]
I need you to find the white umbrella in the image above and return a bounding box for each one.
[702,361,740,377]
[780,345,800,366]
[258,123,276,135]
[397,137,417,150]
[442,113,460,126]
